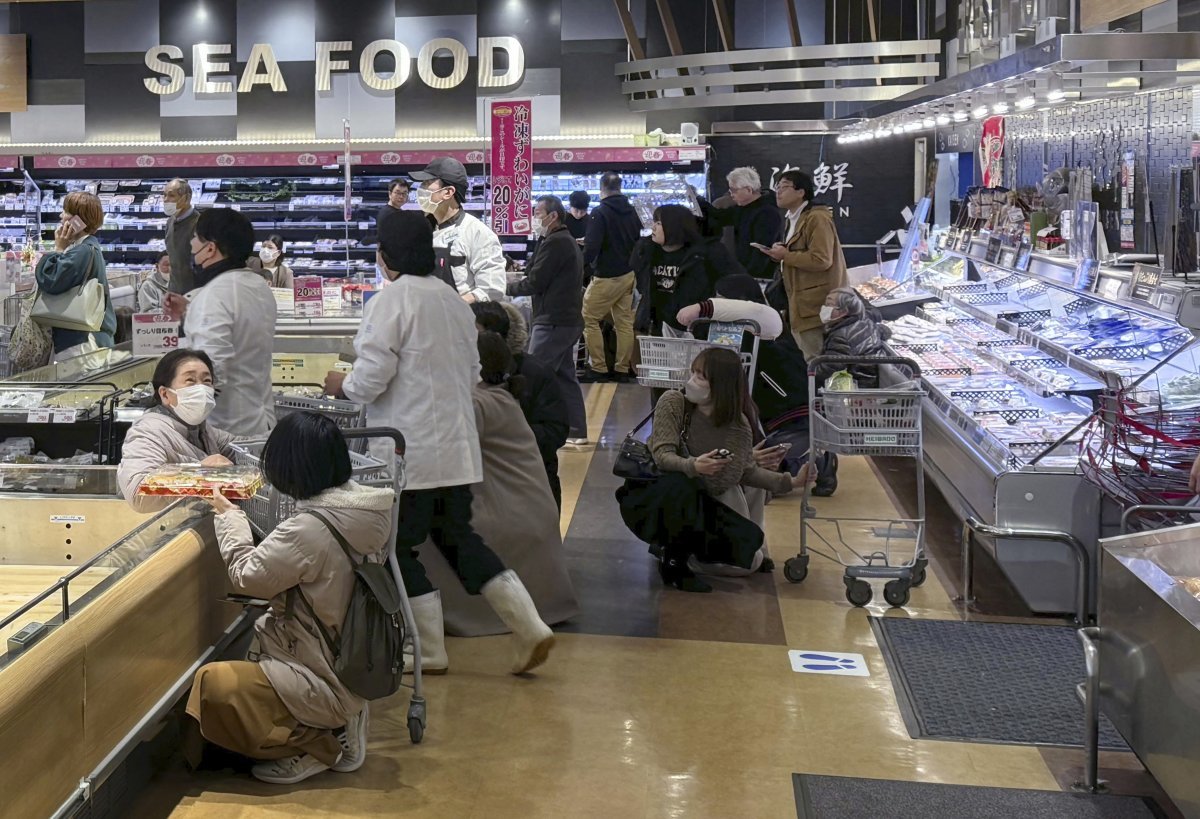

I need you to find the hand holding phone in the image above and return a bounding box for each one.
[63,214,87,236]
[749,242,769,251]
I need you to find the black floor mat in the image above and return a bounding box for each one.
[794,774,1164,819]
[870,617,1129,750]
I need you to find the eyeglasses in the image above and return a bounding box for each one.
[776,183,796,191]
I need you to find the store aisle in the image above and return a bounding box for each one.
[128,384,1166,819]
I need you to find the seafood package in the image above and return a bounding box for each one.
[137,465,265,499]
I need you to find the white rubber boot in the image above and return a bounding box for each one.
[480,570,555,674]
[406,591,448,675]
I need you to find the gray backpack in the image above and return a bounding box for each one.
[286,510,405,700]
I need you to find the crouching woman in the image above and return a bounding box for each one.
[617,347,810,592]
[186,412,395,785]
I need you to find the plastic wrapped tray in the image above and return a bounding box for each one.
[136,464,265,500]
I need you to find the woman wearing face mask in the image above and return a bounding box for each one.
[163,208,277,437]
[617,347,811,593]
[117,349,235,514]
[258,235,293,289]
[809,287,891,497]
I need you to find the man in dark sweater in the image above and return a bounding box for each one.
[508,195,587,449]
[707,166,784,281]
[581,172,641,382]
[163,178,201,293]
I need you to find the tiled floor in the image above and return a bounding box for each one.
[128,383,1172,818]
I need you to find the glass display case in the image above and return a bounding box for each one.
[859,226,1200,617]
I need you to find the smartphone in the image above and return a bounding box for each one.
[63,214,87,236]
[776,442,793,452]
[750,242,769,251]
[715,448,732,459]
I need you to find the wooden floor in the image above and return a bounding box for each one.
[0,564,114,644]
[123,382,1177,818]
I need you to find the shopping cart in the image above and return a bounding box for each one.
[229,426,427,744]
[635,319,761,389]
[783,355,928,608]
[272,387,369,453]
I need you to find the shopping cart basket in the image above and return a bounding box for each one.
[635,319,761,389]
[273,387,369,452]
[783,355,928,608]
[229,426,426,744]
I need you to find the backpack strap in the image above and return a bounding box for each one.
[306,509,364,567]
[281,509,363,658]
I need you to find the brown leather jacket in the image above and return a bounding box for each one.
[780,205,848,333]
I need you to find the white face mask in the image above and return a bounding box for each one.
[819,305,836,323]
[684,375,711,405]
[416,187,437,214]
[532,218,549,239]
[259,248,280,264]
[168,384,216,426]
[163,201,178,217]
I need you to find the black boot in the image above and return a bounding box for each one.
[659,556,712,593]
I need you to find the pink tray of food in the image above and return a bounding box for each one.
[136,465,265,500]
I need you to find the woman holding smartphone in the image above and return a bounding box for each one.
[35,191,115,361]
[618,347,811,593]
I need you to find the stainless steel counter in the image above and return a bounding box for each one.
[1099,523,1200,818]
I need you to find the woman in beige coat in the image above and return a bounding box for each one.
[117,349,237,514]
[187,412,395,786]
[423,330,580,636]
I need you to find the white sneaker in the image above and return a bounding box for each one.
[565,437,590,447]
[251,753,334,784]
[332,704,368,773]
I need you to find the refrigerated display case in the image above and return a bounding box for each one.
[859,229,1200,620]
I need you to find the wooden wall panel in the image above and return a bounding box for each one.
[1081,0,1161,30]
[0,34,27,113]
[0,497,153,566]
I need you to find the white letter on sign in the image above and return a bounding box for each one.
[193,43,234,94]
[316,40,352,92]
[144,45,185,95]
[478,37,525,88]
[417,38,468,90]
[359,39,411,92]
[238,43,287,92]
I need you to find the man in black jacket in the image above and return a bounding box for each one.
[508,195,587,447]
[705,166,783,281]
[581,172,641,382]
[472,301,571,509]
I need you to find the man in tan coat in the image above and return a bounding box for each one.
[762,170,848,359]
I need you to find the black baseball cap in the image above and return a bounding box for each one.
[410,157,468,203]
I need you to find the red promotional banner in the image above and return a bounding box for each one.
[490,100,533,235]
[980,116,1005,187]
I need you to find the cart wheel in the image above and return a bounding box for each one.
[408,717,424,744]
[883,580,911,608]
[911,559,928,588]
[784,556,809,584]
[844,578,872,607]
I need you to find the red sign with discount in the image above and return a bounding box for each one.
[293,275,325,317]
[132,312,180,356]
[489,100,533,236]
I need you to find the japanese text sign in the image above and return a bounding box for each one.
[490,100,533,236]
[294,276,325,317]
[132,312,180,357]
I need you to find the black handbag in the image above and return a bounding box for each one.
[613,400,692,482]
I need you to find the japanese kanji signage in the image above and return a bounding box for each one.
[708,134,915,268]
[490,100,533,235]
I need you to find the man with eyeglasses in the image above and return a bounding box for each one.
[759,170,848,359]
[704,166,783,281]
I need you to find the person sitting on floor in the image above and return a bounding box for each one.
[617,347,811,593]
[118,349,235,514]
[188,411,394,785]
[472,300,570,508]
[419,331,580,637]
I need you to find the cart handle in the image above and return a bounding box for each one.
[807,354,921,377]
[1119,503,1200,535]
[341,426,406,458]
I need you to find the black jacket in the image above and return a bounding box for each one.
[754,330,810,430]
[584,194,642,279]
[515,352,569,465]
[508,225,583,328]
[630,237,745,334]
[815,315,890,388]
[704,192,784,280]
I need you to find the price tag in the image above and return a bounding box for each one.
[26,409,50,423]
[52,408,76,424]
[294,276,325,317]
[271,287,295,314]
[322,284,343,313]
[358,222,369,231]
[132,312,181,357]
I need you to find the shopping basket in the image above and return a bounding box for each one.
[635,319,761,389]
[273,388,368,452]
